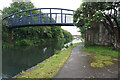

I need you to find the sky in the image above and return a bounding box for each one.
[0,0,82,35]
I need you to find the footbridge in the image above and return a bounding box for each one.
[3,8,76,29]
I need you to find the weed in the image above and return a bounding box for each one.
[103,61,114,66]
[86,53,91,56]
[39,64,44,68]
[83,46,119,68]
[82,46,119,57]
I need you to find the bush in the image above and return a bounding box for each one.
[81,38,84,42]
[40,39,46,43]
[64,45,69,48]
[117,48,120,52]
[85,41,94,47]
[70,43,73,46]
[15,39,32,46]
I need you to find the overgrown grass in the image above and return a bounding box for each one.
[18,42,81,78]
[82,46,119,68]
[83,46,119,57]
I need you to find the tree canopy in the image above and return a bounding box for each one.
[74,2,120,48]
[2,2,34,18]
[2,1,73,48]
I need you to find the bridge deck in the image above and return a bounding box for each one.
[3,8,76,28]
[11,23,76,28]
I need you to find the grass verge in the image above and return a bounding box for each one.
[18,42,81,78]
[82,46,119,68]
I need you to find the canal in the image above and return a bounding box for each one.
[2,39,81,78]
[2,39,65,78]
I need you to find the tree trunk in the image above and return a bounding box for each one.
[102,14,120,49]
[112,33,120,50]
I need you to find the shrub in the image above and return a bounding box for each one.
[117,48,120,52]
[40,39,46,43]
[70,43,73,46]
[81,38,84,42]
[64,45,69,48]
[15,39,32,46]
[85,41,94,47]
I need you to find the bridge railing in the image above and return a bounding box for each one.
[3,8,75,28]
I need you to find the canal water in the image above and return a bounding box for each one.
[2,39,81,78]
[2,40,65,78]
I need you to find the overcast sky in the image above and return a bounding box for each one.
[0,0,82,35]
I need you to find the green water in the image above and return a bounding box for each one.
[2,40,64,78]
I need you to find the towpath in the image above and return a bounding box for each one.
[55,43,118,78]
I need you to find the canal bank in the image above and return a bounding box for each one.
[2,39,65,78]
[14,42,81,78]
[55,43,118,78]
[2,38,81,78]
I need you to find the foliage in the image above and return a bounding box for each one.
[18,43,81,78]
[83,46,119,57]
[74,2,120,48]
[117,48,120,52]
[81,38,84,42]
[2,1,73,48]
[103,61,114,66]
[90,55,115,68]
[83,46,119,68]
[64,45,69,48]
[62,29,73,44]
[84,41,94,47]
[15,39,33,46]
[90,62,104,68]
[70,42,73,46]
[54,50,60,54]
[2,2,34,18]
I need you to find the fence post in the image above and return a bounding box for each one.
[7,17,9,25]
[22,12,24,24]
[14,14,17,25]
[40,9,42,23]
[55,13,57,23]
[50,9,52,23]
[30,10,33,24]
[61,9,63,23]
[65,14,66,23]
[46,13,48,23]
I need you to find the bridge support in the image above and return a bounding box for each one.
[10,30,14,41]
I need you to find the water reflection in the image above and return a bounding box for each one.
[2,40,64,78]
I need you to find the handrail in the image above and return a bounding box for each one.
[2,8,75,28]
[2,8,74,20]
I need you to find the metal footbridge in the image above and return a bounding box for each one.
[3,8,76,29]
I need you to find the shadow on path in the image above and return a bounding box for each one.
[55,43,118,78]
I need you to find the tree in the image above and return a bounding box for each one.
[74,2,120,49]
[2,1,35,44]
[2,1,73,48]
[2,1,34,18]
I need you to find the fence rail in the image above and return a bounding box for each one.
[3,8,76,28]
